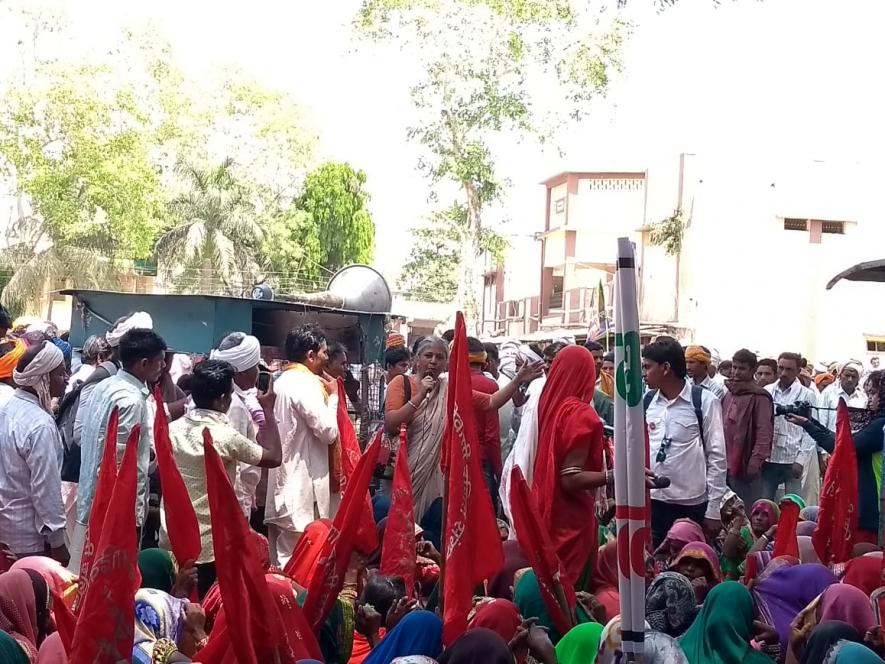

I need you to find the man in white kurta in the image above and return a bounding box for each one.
[265,324,339,567]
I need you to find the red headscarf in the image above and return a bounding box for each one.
[0,569,40,659]
[469,600,522,642]
[283,519,333,588]
[532,345,597,523]
[841,556,883,596]
[590,540,620,592]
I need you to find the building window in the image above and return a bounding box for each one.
[784,218,807,231]
[554,198,565,214]
[821,221,845,235]
[866,338,885,352]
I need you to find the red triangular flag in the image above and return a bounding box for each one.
[203,427,286,664]
[76,406,119,600]
[153,385,202,571]
[813,399,858,564]
[509,466,576,636]
[441,312,504,645]
[69,425,140,662]
[380,430,416,596]
[773,498,801,559]
[302,432,382,631]
[337,377,378,555]
[50,589,75,654]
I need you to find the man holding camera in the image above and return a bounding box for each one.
[762,352,818,502]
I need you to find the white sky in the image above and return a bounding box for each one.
[3,0,884,284]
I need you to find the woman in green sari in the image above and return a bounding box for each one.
[679,581,774,664]
[0,631,29,664]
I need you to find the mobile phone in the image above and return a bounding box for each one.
[257,371,271,393]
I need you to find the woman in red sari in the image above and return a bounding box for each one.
[531,345,606,587]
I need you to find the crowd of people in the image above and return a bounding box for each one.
[0,303,883,664]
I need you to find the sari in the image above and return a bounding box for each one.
[825,642,884,663]
[0,631,29,664]
[35,632,65,664]
[841,556,882,596]
[554,622,604,664]
[801,506,820,522]
[438,628,513,664]
[752,563,836,653]
[654,519,706,566]
[670,541,722,590]
[513,569,589,644]
[9,559,77,611]
[597,617,688,664]
[644,572,698,638]
[589,540,620,621]
[678,581,772,664]
[0,569,47,661]
[363,611,443,664]
[467,599,521,642]
[816,584,876,634]
[487,540,529,601]
[132,588,188,664]
[799,621,861,664]
[137,548,175,593]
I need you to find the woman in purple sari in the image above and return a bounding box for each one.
[751,562,838,654]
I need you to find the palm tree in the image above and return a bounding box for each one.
[155,158,264,296]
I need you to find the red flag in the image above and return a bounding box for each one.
[203,428,285,664]
[50,589,75,654]
[153,384,201,571]
[302,432,382,631]
[337,377,378,555]
[76,407,119,596]
[380,430,416,596]
[772,498,801,559]
[813,399,858,564]
[69,425,140,663]
[441,312,504,645]
[509,466,576,636]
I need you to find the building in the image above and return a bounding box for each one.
[483,154,885,364]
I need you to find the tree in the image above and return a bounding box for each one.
[155,159,263,296]
[356,0,626,326]
[295,162,376,274]
[259,206,324,294]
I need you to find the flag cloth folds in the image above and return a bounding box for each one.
[509,466,576,636]
[380,429,416,596]
[69,425,141,663]
[76,407,119,595]
[50,590,75,655]
[441,311,504,645]
[153,384,201,570]
[773,498,801,559]
[337,377,378,555]
[813,399,858,564]
[302,433,382,631]
[202,427,286,663]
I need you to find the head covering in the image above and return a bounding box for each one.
[801,506,820,522]
[49,337,71,365]
[644,631,690,664]
[438,628,513,664]
[488,540,529,601]
[468,600,521,642]
[751,499,780,524]
[386,333,406,350]
[553,622,603,664]
[132,588,188,662]
[0,631,29,664]
[670,541,722,583]
[0,569,43,659]
[13,342,63,412]
[798,536,822,563]
[827,641,885,663]
[210,333,262,373]
[798,521,817,536]
[283,519,334,587]
[783,493,807,509]
[513,568,590,644]
[105,311,153,347]
[598,371,615,398]
[363,611,443,664]
[137,549,175,593]
[10,557,78,611]
[817,584,876,634]
[0,338,26,380]
[654,518,706,558]
[685,346,712,365]
[799,621,861,664]
[752,562,837,653]
[841,557,883,596]
[678,581,772,664]
[36,631,66,664]
[815,373,835,390]
[645,572,698,637]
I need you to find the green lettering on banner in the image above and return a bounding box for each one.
[616,331,642,406]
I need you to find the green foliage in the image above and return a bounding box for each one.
[260,207,324,291]
[295,162,376,274]
[648,208,685,256]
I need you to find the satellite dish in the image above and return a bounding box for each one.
[251,283,275,300]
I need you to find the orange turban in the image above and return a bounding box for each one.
[0,337,26,380]
[385,333,405,350]
[685,345,712,366]
[598,371,615,399]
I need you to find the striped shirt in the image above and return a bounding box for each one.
[766,379,818,464]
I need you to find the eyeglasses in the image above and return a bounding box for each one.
[656,436,672,464]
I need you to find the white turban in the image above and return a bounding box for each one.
[838,360,864,377]
[210,334,261,373]
[13,342,63,412]
[106,312,153,347]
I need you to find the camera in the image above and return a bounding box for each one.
[775,401,813,417]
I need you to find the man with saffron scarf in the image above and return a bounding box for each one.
[685,345,727,400]
[266,323,340,567]
[0,341,69,562]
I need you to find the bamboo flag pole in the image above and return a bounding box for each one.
[614,238,647,663]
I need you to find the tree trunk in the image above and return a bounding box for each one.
[456,181,483,333]
[201,258,213,294]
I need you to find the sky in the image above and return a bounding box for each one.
[2,0,884,287]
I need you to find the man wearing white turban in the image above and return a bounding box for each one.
[0,341,70,562]
[210,332,268,517]
[819,360,867,432]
